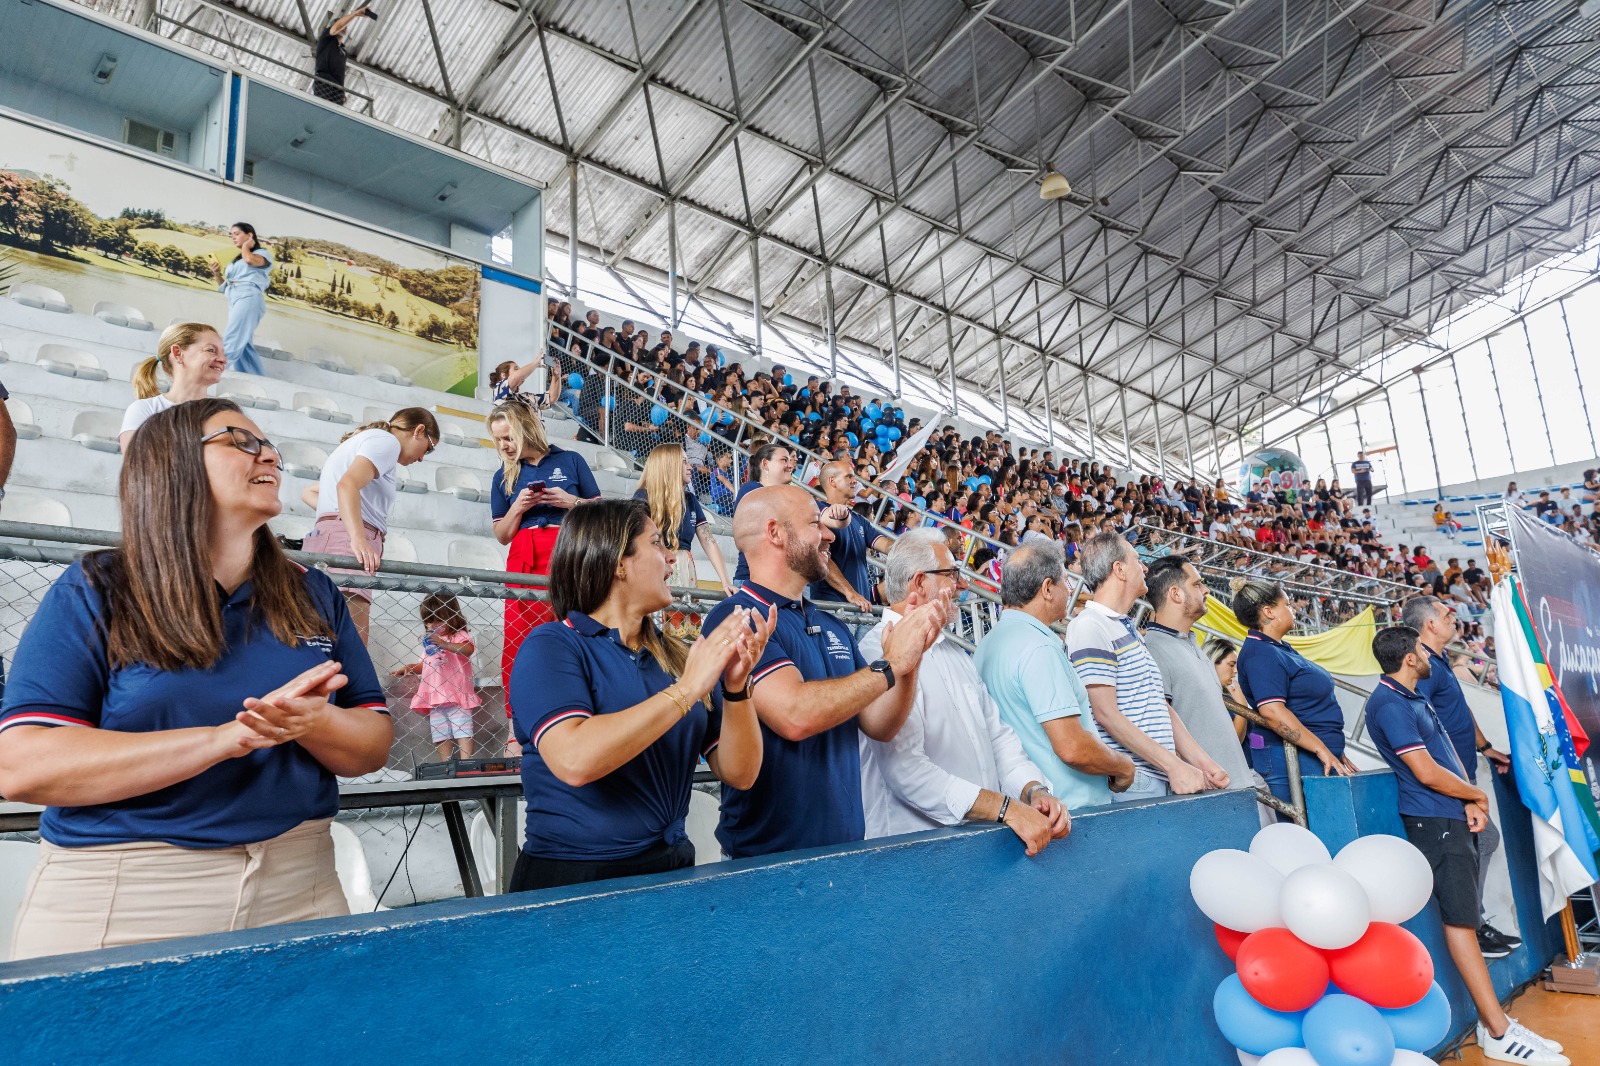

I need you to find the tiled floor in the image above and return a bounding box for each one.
[1451,984,1600,1063]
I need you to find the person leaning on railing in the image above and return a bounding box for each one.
[487,401,601,719]
[1231,577,1356,813]
[0,399,392,960]
[506,498,774,891]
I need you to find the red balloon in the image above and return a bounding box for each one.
[1215,923,1250,961]
[1237,928,1331,1012]
[1326,922,1434,1008]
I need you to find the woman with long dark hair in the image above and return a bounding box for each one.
[208,222,272,375]
[0,399,392,959]
[508,498,772,891]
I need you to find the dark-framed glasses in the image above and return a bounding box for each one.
[200,426,279,457]
[921,566,964,579]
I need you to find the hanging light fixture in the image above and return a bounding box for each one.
[1039,162,1071,200]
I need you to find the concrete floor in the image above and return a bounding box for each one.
[1451,985,1600,1063]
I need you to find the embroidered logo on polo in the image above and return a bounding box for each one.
[823,630,852,660]
[300,635,335,654]
[547,468,570,484]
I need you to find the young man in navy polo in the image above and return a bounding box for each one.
[1366,627,1566,1065]
[704,485,947,859]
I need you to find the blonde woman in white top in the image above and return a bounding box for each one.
[118,323,227,452]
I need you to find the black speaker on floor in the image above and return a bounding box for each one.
[413,757,521,780]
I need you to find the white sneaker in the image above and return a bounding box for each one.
[1477,1020,1570,1064]
[1508,1018,1564,1055]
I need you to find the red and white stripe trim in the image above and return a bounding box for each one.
[750,659,795,685]
[738,586,774,608]
[532,708,593,746]
[1393,743,1428,755]
[0,712,94,733]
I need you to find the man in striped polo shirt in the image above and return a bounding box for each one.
[1066,533,1226,803]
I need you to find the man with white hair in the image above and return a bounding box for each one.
[858,530,1070,854]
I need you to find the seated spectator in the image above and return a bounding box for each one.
[1066,534,1224,804]
[302,408,440,643]
[1533,490,1560,523]
[1232,578,1355,809]
[507,498,771,890]
[858,530,1069,852]
[703,485,947,858]
[0,399,392,960]
[974,543,1135,809]
[120,322,227,451]
[1433,503,1461,540]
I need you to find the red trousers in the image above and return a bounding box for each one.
[503,525,560,717]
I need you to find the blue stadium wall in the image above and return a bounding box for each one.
[0,778,1560,1066]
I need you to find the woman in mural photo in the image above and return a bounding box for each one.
[209,222,273,376]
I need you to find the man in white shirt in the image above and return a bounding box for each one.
[859,529,1070,855]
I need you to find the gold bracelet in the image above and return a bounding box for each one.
[663,684,692,718]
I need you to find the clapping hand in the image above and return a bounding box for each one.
[225,661,347,753]
[722,604,776,694]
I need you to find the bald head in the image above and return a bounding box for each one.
[820,459,856,503]
[734,485,833,590]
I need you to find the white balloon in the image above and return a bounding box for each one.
[1190,849,1286,932]
[1390,1052,1436,1065]
[1251,822,1333,876]
[1334,834,1434,924]
[1257,1050,1318,1065]
[1237,1052,1262,1066]
[1281,863,1372,949]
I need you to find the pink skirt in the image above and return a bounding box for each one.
[302,516,386,601]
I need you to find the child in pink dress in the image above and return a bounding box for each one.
[392,592,482,761]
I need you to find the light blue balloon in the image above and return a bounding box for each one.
[703,407,717,425]
[650,405,669,426]
[567,372,583,389]
[1303,994,1394,1066]
[888,427,902,441]
[846,432,858,447]
[807,411,821,422]
[861,419,875,432]
[698,432,712,444]
[720,411,734,424]
[800,387,811,397]
[1377,983,1450,1053]
[783,373,793,386]
[866,403,881,419]
[1213,975,1306,1058]
[602,396,614,409]
[913,496,926,508]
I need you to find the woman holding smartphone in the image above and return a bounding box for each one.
[488,403,601,717]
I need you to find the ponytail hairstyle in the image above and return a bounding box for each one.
[548,498,688,677]
[489,360,517,388]
[487,402,551,493]
[230,221,260,262]
[639,443,689,551]
[134,322,220,399]
[1202,635,1238,665]
[86,398,331,669]
[1229,577,1284,629]
[342,406,440,445]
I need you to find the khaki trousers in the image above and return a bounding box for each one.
[9,818,349,961]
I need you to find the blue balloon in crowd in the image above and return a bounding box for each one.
[703,408,717,425]
[1303,995,1394,1066]
[698,432,712,444]
[913,496,927,508]
[978,475,991,486]
[888,427,902,441]
[650,405,669,426]
[1376,983,1450,1053]
[807,411,821,422]
[720,411,734,424]
[602,396,614,409]
[866,403,881,419]
[566,372,583,389]
[861,417,874,430]
[783,373,793,386]
[800,388,810,397]
[846,432,858,447]
[1213,975,1306,1058]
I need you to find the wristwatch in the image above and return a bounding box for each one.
[868,659,896,690]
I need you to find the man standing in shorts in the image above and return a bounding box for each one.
[1366,627,1566,1065]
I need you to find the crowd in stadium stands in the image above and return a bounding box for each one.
[0,292,1511,972]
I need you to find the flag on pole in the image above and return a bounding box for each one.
[1491,576,1600,919]
[1517,578,1600,851]
[878,418,939,486]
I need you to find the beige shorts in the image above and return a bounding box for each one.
[303,516,386,601]
[9,818,349,961]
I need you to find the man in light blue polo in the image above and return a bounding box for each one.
[974,542,1135,810]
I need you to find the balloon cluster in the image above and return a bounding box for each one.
[1191,824,1451,1066]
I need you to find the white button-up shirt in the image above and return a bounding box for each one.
[858,609,1045,839]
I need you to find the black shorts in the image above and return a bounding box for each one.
[1402,815,1480,928]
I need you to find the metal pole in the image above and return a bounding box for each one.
[568,161,579,296]
[1152,404,1166,480]
[996,337,1009,431]
[944,315,959,418]
[667,200,679,329]
[1118,389,1133,473]
[1183,416,1195,480]
[1381,389,1405,496]
[824,268,838,378]
[1520,318,1559,466]
[1558,297,1600,456]
[1448,355,1479,481]
[1482,338,1517,472]
[1083,370,1096,462]
[748,242,763,359]
[1042,354,1055,447]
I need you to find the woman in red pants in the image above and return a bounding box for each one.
[488,403,601,723]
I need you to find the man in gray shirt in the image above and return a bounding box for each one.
[1141,556,1252,793]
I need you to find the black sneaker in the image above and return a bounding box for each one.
[1478,924,1519,958]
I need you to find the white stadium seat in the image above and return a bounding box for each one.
[5,397,42,440]
[306,346,357,375]
[254,337,295,362]
[439,422,469,448]
[383,533,420,563]
[217,375,282,411]
[0,840,41,959]
[594,449,631,475]
[293,390,355,424]
[366,361,412,387]
[268,513,314,541]
[448,538,505,572]
[34,343,109,381]
[93,301,154,331]
[1,490,72,527]
[276,440,329,480]
[436,465,487,502]
[71,410,124,453]
[9,283,71,314]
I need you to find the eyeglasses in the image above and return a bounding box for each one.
[424,435,439,456]
[921,566,965,579]
[200,426,280,457]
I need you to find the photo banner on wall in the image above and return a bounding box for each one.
[1506,505,1600,794]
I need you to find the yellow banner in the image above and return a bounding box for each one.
[1193,596,1380,676]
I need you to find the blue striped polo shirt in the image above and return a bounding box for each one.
[1065,600,1175,779]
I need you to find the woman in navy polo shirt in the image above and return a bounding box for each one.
[0,400,392,960]
[488,402,602,712]
[635,442,735,597]
[507,498,773,891]
[1231,578,1356,810]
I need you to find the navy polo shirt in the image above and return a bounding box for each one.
[807,506,887,604]
[1416,644,1478,783]
[0,560,386,849]
[1236,630,1346,757]
[731,481,765,582]
[510,612,722,861]
[704,582,867,858]
[490,446,601,530]
[1365,676,1470,820]
[632,487,706,551]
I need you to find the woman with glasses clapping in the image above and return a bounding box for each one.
[0,400,392,959]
